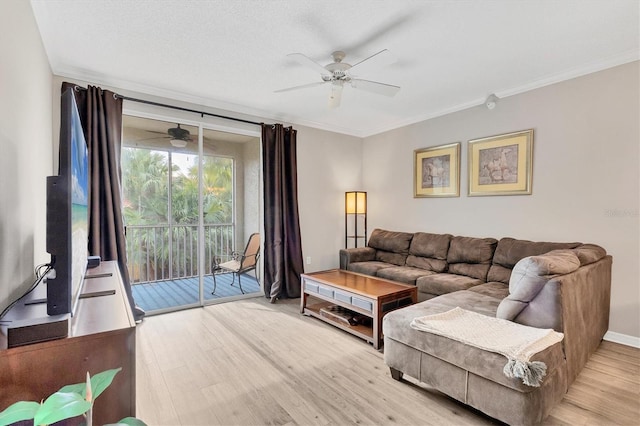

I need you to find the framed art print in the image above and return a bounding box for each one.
[468,129,533,196]
[414,142,460,198]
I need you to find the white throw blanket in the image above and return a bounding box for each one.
[410,307,564,387]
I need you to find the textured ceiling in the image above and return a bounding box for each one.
[30,0,639,137]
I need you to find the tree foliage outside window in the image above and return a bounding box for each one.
[121,148,170,226]
[121,148,234,283]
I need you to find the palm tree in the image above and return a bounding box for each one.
[122,148,172,281]
[201,156,233,224]
[122,148,235,282]
[121,148,170,225]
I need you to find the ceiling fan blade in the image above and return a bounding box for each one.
[141,129,169,135]
[274,81,327,93]
[300,13,415,56]
[351,79,400,97]
[287,53,331,77]
[132,136,169,142]
[349,49,397,76]
[328,82,344,108]
[342,13,416,53]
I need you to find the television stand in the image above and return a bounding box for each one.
[0,261,136,424]
[85,272,113,279]
[24,288,117,306]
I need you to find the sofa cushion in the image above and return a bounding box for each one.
[405,255,447,273]
[382,291,565,392]
[573,244,606,266]
[416,273,483,296]
[375,250,408,266]
[467,282,509,300]
[376,266,435,285]
[348,261,395,276]
[409,232,452,260]
[404,232,451,272]
[496,250,581,330]
[487,238,581,284]
[368,229,413,254]
[446,236,498,280]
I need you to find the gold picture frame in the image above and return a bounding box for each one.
[414,142,460,198]
[468,129,533,196]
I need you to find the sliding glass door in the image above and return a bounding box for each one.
[121,115,261,314]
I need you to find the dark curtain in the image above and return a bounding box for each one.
[61,82,143,321]
[261,124,304,302]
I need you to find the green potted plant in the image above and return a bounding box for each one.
[0,368,145,426]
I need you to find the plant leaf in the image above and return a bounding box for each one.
[56,367,123,402]
[105,417,148,426]
[90,367,122,401]
[33,392,91,426]
[0,401,40,425]
[58,382,86,396]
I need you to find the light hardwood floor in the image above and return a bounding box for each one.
[136,297,640,425]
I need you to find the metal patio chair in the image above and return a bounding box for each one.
[211,233,260,295]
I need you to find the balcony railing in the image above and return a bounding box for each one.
[125,223,234,284]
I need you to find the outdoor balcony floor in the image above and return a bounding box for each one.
[131,273,261,312]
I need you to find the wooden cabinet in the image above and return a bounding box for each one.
[0,261,136,424]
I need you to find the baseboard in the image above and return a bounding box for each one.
[603,331,640,348]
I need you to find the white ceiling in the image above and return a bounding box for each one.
[30,0,639,138]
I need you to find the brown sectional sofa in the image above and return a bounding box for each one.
[339,229,612,425]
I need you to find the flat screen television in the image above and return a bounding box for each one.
[45,88,89,316]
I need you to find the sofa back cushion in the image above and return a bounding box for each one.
[406,232,452,272]
[376,251,408,266]
[446,236,498,280]
[487,238,582,284]
[368,229,413,266]
[496,249,581,331]
[573,244,607,266]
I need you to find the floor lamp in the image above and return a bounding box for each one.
[345,191,367,248]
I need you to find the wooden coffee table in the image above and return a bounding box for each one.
[300,269,417,349]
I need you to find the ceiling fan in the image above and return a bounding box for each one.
[275,49,400,108]
[138,124,193,148]
[165,124,191,147]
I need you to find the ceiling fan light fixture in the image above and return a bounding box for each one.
[170,138,188,148]
[328,81,344,108]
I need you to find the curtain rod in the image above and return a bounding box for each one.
[72,85,262,126]
[117,95,262,126]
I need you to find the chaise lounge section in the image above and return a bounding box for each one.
[339,229,612,425]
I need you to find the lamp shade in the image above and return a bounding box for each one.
[345,191,366,214]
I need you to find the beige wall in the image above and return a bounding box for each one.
[0,0,53,313]
[296,125,363,272]
[363,62,639,339]
[242,140,261,244]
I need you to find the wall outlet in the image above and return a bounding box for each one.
[306,256,311,265]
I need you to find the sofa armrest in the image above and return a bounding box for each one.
[339,247,376,270]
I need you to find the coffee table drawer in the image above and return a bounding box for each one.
[306,281,339,301]
[352,297,373,312]
[304,282,320,293]
[334,290,352,304]
[318,285,334,298]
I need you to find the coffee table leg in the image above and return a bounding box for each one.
[373,303,380,349]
